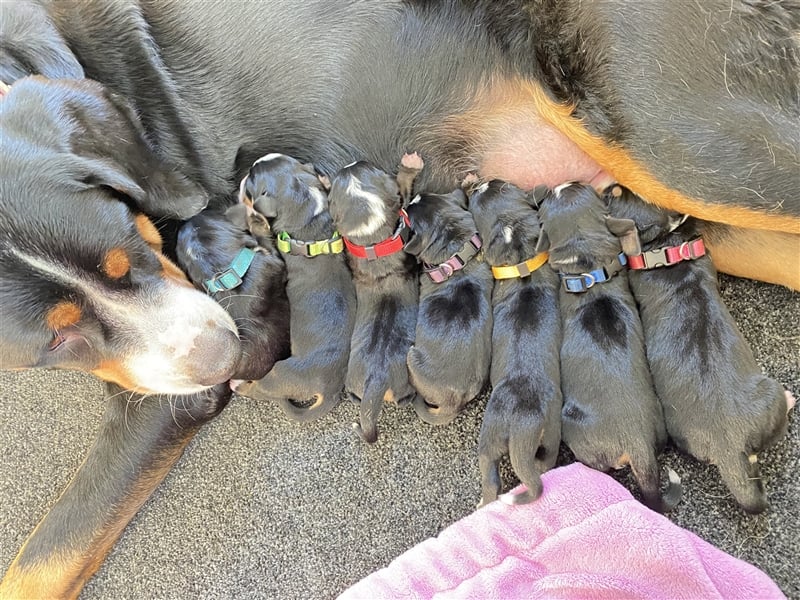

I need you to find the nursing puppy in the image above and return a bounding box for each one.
[606,187,793,513]
[403,188,493,425]
[328,159,420,443]
[468,180,562,506]
[176,203,291,381]
[237,154,357,422]
[538,182,680,512]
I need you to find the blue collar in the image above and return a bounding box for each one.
[203,247,257,294]
[560,253,628,293]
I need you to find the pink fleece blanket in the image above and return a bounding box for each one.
[340,463,784,599]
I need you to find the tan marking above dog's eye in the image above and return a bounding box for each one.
[101,247,131,279]
[134,214,163,251]
[46,301,82,330]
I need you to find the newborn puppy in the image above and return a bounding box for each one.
[328,159,420,443]
[468,179,562,506]
[538,182,680,512]
[237,153,356,422]
[176,203,290,381]
[606,186,793,513]
[403,188,492,425]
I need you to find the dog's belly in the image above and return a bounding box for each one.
[479,115,612,191]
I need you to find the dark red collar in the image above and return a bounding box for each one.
[343,210,410,260]
[627,237,706,270]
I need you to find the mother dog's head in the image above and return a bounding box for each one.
[0,77,241,394]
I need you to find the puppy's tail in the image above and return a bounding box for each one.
[277,391,341,423]
[504,422,560,505]
[354,377,385,444]
[632,453,682,513]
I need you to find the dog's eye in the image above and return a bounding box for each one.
[48,333,67,352]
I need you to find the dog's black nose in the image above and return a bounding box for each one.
[184,328,242,386]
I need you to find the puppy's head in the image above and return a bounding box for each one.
[176,206,290,381]
[605,185,686,250]
[239,154,328,232]
[537,183,621,272]
[403,189,474,264]
[467,179,541,267]
[0,77,241,394]
[327,161,402,242]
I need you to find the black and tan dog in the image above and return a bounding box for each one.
[468,179,563,507]
[606,187,793,513]
[404,188,493,425]
[538,182,680,512]
[176,204,291,382]
[236,154,357,422]
[1,0,798,595]
[328,160,420,443]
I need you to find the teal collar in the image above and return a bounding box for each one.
[203,247,257,294]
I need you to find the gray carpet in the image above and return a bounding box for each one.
[1,274,798,599]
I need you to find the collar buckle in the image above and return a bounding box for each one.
[203,247,256,294]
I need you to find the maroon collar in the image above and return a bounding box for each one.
[627,237,706,270]
[343,210,410,260]
[423,233,483,283]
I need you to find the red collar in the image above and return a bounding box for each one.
[627,237,706,270]
[343,210,410,260]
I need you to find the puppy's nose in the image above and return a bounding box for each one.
[183,328,242,386]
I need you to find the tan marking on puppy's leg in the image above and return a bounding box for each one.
[101,247,131,279]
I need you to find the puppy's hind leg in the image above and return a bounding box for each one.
[277,388,343,423]
[716,452,768,514]
[631,452,682,513]
[476,416,505,507]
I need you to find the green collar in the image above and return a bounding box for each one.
[203,247,257,294]
[276,230,344,257]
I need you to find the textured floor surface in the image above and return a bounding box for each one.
[1,274,798,599]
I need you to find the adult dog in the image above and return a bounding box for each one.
[0,0,797,597]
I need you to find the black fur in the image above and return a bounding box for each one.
[607,188,790,513]
[237,154,356,423]
[404,189,493,425]
[538,183,679,512]
[328,161,419,443]
[176,204,291,381]
[468,180,562,506]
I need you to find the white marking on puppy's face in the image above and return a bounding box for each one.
[502,225,513,243]
[309,186,326,216]
[476,182,490,194]
[253,153,285,166]
[409,194,422,205]
[345,175,387,237]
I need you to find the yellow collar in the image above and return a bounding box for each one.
[491,252,549,280]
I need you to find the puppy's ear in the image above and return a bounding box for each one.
[451,188,469,211]
[224,203,250,230]
[0,2,84,83]
[535,228,550,253]
[605,216,641,255]
[68,156,147,204]
[402,230,428,257]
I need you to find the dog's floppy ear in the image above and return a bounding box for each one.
[0,1,84,83]
[535,227,550,253]
[605,216,642,256]
[402,230,427,257]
